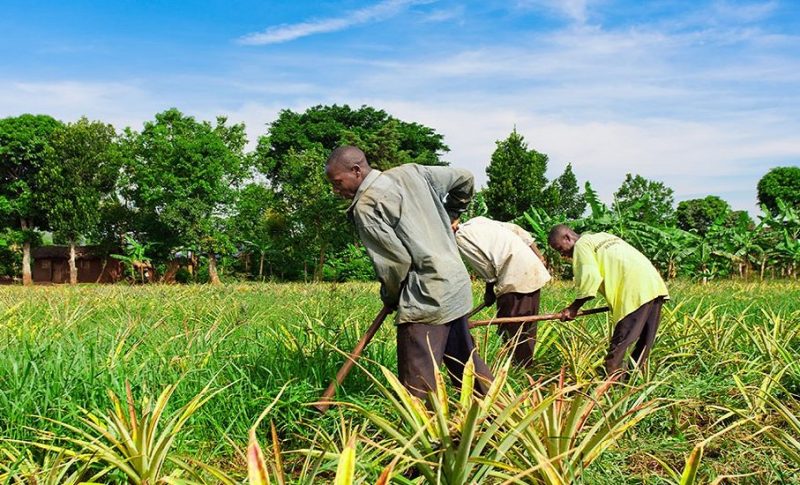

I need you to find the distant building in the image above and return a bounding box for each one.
[31,246,123,284]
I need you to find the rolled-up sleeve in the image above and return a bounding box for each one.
[354,198,411,307]
[422,166,474,219]
[573,242,602,299]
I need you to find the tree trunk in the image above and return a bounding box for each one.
[314,243,328,282]
[259,252,265,281]
[95,258,109,283]
[161,260,180,283]
[208,253,221,285]
[69,240,78,285]
[21,219,32,286]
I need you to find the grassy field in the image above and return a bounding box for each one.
[1,280,800,483]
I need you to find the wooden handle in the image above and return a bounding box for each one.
[468,306,610,329]
[466,302,487,319]
[313,306,393,413]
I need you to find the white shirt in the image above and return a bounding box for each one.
[455,216,551,296]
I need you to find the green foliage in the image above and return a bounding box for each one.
[757,166,800,215]
[36,118,120,246]
[259,104,448,175]
[119,109,249,264]
[1,282,800,482]
[613,173,675,226]
[253,104,449,280]
[484,129,549,221]
[548,163,586,218]
[322,243,375,282]
[676,196,731,235]
[0,114,63,229]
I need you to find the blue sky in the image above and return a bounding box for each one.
[2,0,799,213]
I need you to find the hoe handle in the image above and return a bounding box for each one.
[314,306,393,413]
[468,306,610,329]
[466,302,488,319]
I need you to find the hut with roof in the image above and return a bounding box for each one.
[31,245,122,284]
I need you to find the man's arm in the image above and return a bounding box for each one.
[559,297,593,321]
[422,166,475,219]
[559,242,602,321]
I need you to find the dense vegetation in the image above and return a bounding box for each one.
[2,106,797,285]
[1,281,799,482]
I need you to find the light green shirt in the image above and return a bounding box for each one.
[348,165,474,325]
[573,232,669,324]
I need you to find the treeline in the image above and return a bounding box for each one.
[467,130,799,282]
[1,105,798,284]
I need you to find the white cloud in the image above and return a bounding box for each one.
[422,5,465,23]
[0,80,158,129]
[516,0,595,24]
[238,0,434,45]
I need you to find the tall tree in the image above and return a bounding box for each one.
[484,129,549,221]
[612,173,675,226]
[120,109,248,284]
[0,114,62,285]
[36,118,120,284]
[675,195,731,235]
[547,163,586,219]
[229,183,286,280]
[254,104,449,280]
[757,166,800,215]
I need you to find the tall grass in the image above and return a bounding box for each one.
[0,280,799,482]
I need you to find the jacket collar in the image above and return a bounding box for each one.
[347,169,382,214]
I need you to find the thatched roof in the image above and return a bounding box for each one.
[32,245,109,260]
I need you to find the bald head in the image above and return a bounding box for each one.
[326,146,369,171]
[548,224,580,258]
[325,146,372,200]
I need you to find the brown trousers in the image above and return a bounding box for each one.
[605,296,665,377]
[496,290,540,368]
[397,315,494,399]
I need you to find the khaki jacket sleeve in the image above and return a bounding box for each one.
[422,166,475,219]
[354,194,411,307]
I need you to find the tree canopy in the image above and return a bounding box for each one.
[757,166,800,215]
[484,129,549,221]
[612,173,675,226]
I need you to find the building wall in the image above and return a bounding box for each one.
[33,257,123,283]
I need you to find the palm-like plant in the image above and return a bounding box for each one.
[24,381,229,484]
[346,356,663,484]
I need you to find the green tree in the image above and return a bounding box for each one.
[36,118,120,284]
[254,104,449,280]
[612,173,675,226]
[229,183,287,280]
[547,163,585,218]
[675,195,731,235]
[757,166,800,215]
[120,109,248,284]
[0,114,62,285]
[485,129,549,221]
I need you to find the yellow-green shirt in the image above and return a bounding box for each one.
[572,232,669,323]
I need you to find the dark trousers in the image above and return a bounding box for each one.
[496,290,540,368]
[397,315,494,399]
[605,296,665,376]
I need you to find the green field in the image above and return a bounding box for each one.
[1,281,800,483]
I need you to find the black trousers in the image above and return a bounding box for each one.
[397,315,494,399]
[605,296,665,376]
[496,290,540,368]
